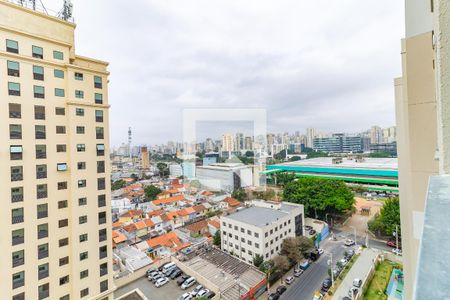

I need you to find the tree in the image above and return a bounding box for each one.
[245,151,254,157]
[283,177,355,218]
[368,151,391,158]
[275,172,296,187]
[296,236,314,256]
[144,185,162,201]
[253,254,264,268]
[272,255,290,273]
[157,162,169,177]
[306,151,328,159]
[289,156,301,162]
[368,197,401,236]
[111,179,126,191]
[130,173,139,181]
[280,237,303,263]
[213,231,221,246]
[274,149,288,160]
[349,184,369,194]
[232,188,247,202]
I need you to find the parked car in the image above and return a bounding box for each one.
[344,250,355,259]
[348,287,359,298]
[155,277,169,287]
[268,293,280,300]
[170,269,183,279]
[344,239,355,246]
[196,289,210,298]
[321,278,332,292]
[387,240,402,249]
[177,275,190,286]
[150,273,163,282]
[339,258,348,266]
[317,248,324,255]
[294,268,304,277]
[299,260,310,270]
[181,277,197,290]
[392,248,403,256]
[167,268,180,277]
[158,262,170,271]
[205,291,216,299]
[178,293,192,300]
[353,278,362,288]
[146,268,157,276]
[285,276,295,285]
[190,285,203,297]
[312,291,324,300]
[276,285,287,295]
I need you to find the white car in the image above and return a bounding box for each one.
[392,248,403,256]
[339,258,348,266]
[344,239,355,246]
[178,293,192,300]
[190,285,203,297]
[285,276,295,285]
[181,277,197,290]
[317,248,324,255]
[154,277,169,287]
[196,289,210,298]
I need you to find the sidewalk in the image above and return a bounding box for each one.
[332,248,379,299]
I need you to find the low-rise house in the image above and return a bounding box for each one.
[112,230,128,248]
[192,204,207,218]
[119,209,143,223]
[111,197,133,215]
[147,231,190,258]
[115,245,152,272]
[184,219,210,237]
[207,219,220,236]
[151,195,185,209]
[123,184,145,199]
[177,207,197,224]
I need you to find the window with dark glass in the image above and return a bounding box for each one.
[96,127,104,139]
[55,107,65,115]
[57,144,66,152]
[94,75,102,88]
[76,126,85,134]
[11,166,23,182]
[8,82,21,96]
[95,110,103,122]
[54,69,64,78]
[10,145,23,160]
[11,187,23,203]
[56,126,66,134]
[32,45,43,59]
[34,85,45,98]
[37,224,48,239]
[95,93,103,104]
[6,39,19,53]
[37,204,48,219]
[7,60,20,76]
[75,72,83,80]
[33,65,44,80]
[35,125,46,139]
[9,103,21,118]
[36,165,47,179]
[53,50,64,60]
[35,105,45,120]
[10,124,21,139]
[37,184,47,199]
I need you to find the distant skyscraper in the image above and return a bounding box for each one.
[244,136,253,150]
[235,133,244,151]
[306,128,316,148]
[141,146,150,169]
[370,126,383,144]
[222,133,235,152]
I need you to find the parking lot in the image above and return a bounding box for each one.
[114,274,197,300]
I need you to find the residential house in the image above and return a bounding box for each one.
[147,231,190,258]
[119,209,143,223]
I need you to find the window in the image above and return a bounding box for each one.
[99,228,107,242]
[94,75,102,88]
[59,257,69,266]
[97,161,105,173]
[11,187,24,203]
[55,88,65,97]
[97,178,106,190]
[8,82,21,96]
[255,232,259,238]
[37,224,48,239]
[98,212,106,225]
[55,107,65,115]
[56,126,66,134]
[11,166,23,182]
[96,144,105,156]
[60,295,69,300]
[79,234,88,242]
[100,280,108,293]
[75,90,84,99]
[99,245,107,258]
[95,110,103,122]
[76,108,84,116]
[9,103,21,118]
[6,39,19,53]
[36,165,47,179]
[57,163,67,171]
[80,252,88,261]
[38,243,49,259]
[53,50,64,60]
[78,197,87,206]
[12,250,25,268]
[59,219,68,228]
[59,275,69,286]
[247,240,252,246]
[76,126,85,134]
[38,263,49,280]
[241,228,244,233]
[10,146,23,160]
[100,263,108,276]
[35,125,46,139]
[37,184,47,199]
[37,203,48,219]
[96,127,104,139]
[247,230,252,235]
[58,181,67,190]
[80,270,89,279]
[255,243,260,248]
[57,144,67,152]
[35,105,45,120]
[32,45,43,59]
[79,215,87,224]
[75,72,84,80]
[34,85,45,98]
[12,271,25,289]
[10,124,22,139]
[12,208,24,224]
[78,162,86,170]
[58,200,68,209]
[12,229,24,246]
[33,65,44,80]
[7,60,20,76]
[80,288,89,298]
[78,180,87,188]
[95,93,103,104]
[77,144,86,152]
[54,69,64,78]
[36,145,46,159]
[98,194,106,208]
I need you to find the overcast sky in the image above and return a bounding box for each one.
[44,0,404,146]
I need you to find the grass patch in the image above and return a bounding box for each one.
[364,260,402,300]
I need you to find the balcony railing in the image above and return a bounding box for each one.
[12,236,24,246]
[36,151,46,159]
[38,270,49,280]
[12,257,24,267]
[10,131,22,139]
[95,82,102,89]
[11,194,23,203]
[34,92,45,99]
[36,171,47,179]
[99,251,107,259]
[98,199,106,207]
[37,191,47,199]
[97,150,105,156]
[38,250,48,259]
[38,230,48,239]
[33,73,44,80]
[96,133,104,139]
[99,234,107,242]
[11,174,23,181]
[99,217,106,225]
[96,116,103,122]
[100,268,108,276]
[10,153,22,160]
[9,90,20,96]
[12,215,24,224]
[9,111,21,118]
[8,69,20,76]
[12,279,24,289]
[97,166,105,173]
[35,132,46,139]
[37,211,48,219]
[38,289,49,300]
[35,113,45,120]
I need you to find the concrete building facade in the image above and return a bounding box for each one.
[0,1,114,299]
[196,163,253,192]
[221,200,304,264]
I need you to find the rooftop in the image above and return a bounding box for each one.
[224,206,289,227]
[271,157,398,170]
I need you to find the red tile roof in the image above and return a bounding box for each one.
[192,204,206,213]
[120,209,143,218]
[208,220,220,229]
[152,195,185,206]
[224,197,241,207]
[147,232,190,251]
[177,207,195,216]
[122,223,137,233]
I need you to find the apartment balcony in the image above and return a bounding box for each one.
[38,230,48,239]
[11,174,23,181]
[38,270,49,280]
[36,171,47,179]
[37,192,47,199]
[12,215,24,224]
[11,194,23,203]
[37,211,48,219]
[12,236,24,246]
[12,279,24,289]
[38,250,48,259]
[12,257,24,268]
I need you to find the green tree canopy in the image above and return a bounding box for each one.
[156,162,169,177]
[245,151,254,157]
[306,151,328,159]
[253,254,264,268]
[275,172,296,187]
[283,177,355,217]
[111,179,126,191]
[232,188,247,201]
[289,156,302,162]
[213,231,221,246]
[144,185,162,201]
[296,236,314,256]
[280,237,303,263]
[271,255,290,273]
[368,151,391,158]
[368,197,401,236]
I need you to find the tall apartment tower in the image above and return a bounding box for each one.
[222,133,235,152]
[395,0,447,298]
[140,146,150,169]
[0,1,114,300]
[306,127,315,148]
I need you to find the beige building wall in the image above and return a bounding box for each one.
[0,1,114,299]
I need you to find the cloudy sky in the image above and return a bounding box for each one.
[44,0,404,146]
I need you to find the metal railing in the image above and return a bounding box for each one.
[38,230,48,239]
[37,211,48,219]
[10,131,22,139]
[38,289,49,300]
[12,279,24,289]
[36,171,47,179]
[9,111,21,118]
[38,270,49,280]
[35,112,45,120]
[37,191,47,199]
[10,153,22,160]
[12,257,24,268]
[36,151,46,159]
[11,173,23,181]
[11,194,23,203]
[12,236,24,246]
[38,250,48,259]
[12,215,24,224]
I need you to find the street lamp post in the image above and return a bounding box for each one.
[327,253,334,287]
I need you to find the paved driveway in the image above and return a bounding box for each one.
[114,276,197,300]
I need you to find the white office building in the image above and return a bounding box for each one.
[196,163,253,192]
